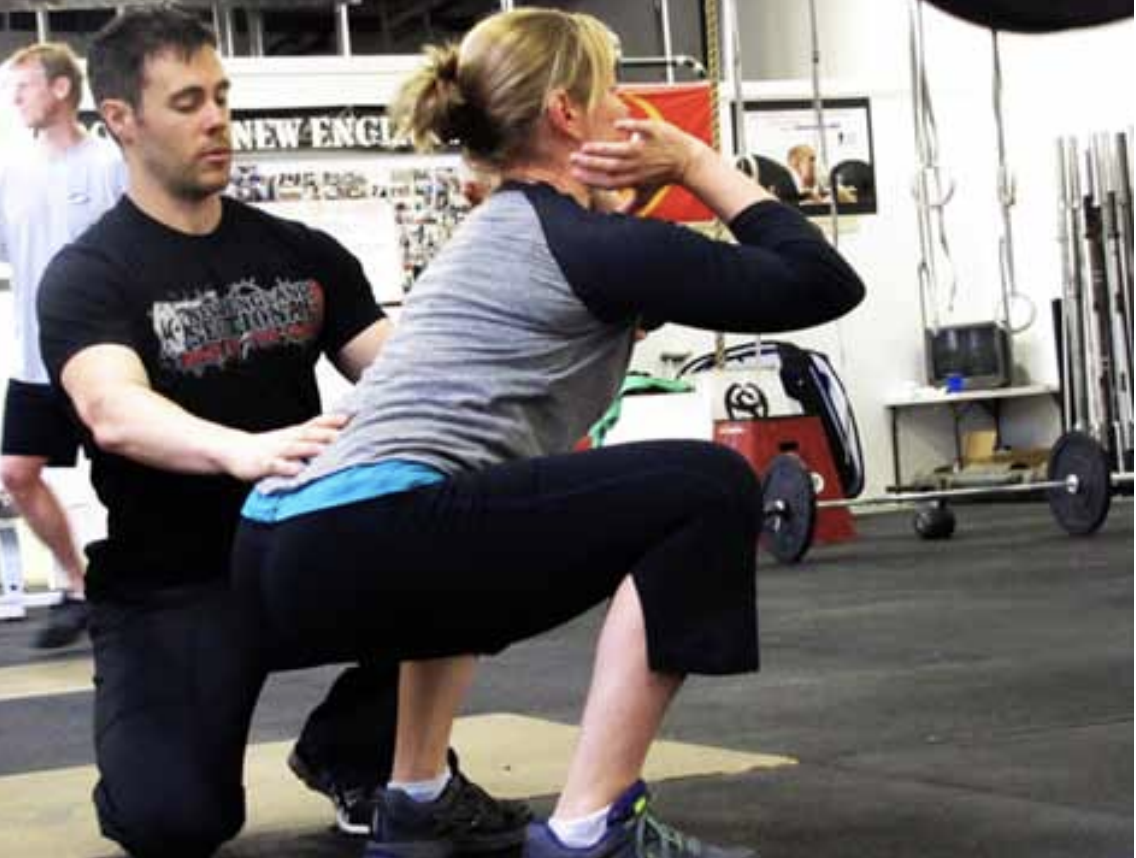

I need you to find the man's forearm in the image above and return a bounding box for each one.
[77,382,246,475]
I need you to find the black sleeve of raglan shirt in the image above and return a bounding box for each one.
[529,189,866,333]
[299,226,385,359]
[37,242,139,387]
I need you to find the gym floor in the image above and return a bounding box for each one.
[0,501,1131,858]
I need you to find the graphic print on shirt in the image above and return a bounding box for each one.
[150,277,324,375]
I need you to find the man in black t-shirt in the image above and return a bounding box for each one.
[37,9,526,858]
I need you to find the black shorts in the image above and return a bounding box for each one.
[2,379,81,465]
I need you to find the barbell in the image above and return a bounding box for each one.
[761,430,1133,563]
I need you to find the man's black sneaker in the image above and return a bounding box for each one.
[287,745,377,836]
[364,754,533,858]
[334,785,382,836]
[32,595,90,649]
[523,781,755,858]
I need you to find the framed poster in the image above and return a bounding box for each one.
[742,97,877,216]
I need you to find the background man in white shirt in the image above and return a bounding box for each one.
[0,42,125,644]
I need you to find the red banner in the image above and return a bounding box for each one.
[617,83,715,224]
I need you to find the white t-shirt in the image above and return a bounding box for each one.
[0,133,125,383]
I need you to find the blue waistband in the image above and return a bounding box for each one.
[241,460,446,523]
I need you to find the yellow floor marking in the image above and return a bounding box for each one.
[0,657,93,702]
[453,713,794,798]
[0,713,794,857]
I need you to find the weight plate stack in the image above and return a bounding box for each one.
[1047,431,1112,536]
[761,454,817,563]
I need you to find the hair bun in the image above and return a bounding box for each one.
[421,44,498,152]
[444,101,499,153]
[434,48,460,83]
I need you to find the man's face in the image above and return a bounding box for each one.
[8,60,67,131]
[119,46,232,201]
[796,149,817,188]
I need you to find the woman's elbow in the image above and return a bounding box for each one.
[779,249,866,325]
[812,256,867,322]
[834,270,866,318]
[781,274,864,332]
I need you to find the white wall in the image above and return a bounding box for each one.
[2,8,1133,504]
[634,0,1133,494]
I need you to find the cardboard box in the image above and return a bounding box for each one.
[962,430,1049,468]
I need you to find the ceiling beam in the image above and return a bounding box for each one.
[2,1,358,10]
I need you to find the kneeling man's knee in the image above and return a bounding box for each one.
[95,777,244,858]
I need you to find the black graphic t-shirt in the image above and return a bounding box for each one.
[38,195,383,598]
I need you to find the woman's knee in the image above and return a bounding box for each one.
[670,440,762,514]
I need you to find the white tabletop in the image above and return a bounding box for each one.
[884,383,1059,409]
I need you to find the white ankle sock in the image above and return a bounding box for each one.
[388,766,452,803]
[548,804,611,848]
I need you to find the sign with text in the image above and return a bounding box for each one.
[79,106,408,153]
[229,108,399,152]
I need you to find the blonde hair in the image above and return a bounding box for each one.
[391,8,618,169]
[787,144,815,166]
[8,42,84,110]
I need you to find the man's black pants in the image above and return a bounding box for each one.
[89,581,397,858]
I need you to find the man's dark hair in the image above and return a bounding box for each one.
[88,4,217,108]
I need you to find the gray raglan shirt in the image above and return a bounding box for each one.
[258,180,865,495]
